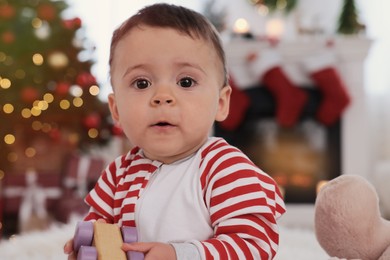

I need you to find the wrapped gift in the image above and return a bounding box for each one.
[62,154,105,197]
[2,169,62,233]
[56,154,105,223]
[2,169,62,215]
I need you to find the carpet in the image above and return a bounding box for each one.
[0,219,328,260]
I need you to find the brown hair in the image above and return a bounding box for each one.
[109,3,228,86]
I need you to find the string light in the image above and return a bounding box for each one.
[0,78,11,89]
[21,108,32,118]
[34,20,50,40]
[233,18,250,34]
[3,103,14,114]
[89,85,100,96]
[48,51,69,69]
[32,53,44,66]
[59,99,71,110]
[68,133,80,145]
[41,123,52,133]
[70,85,83,97]
[43,93,54,103]
[31,106,42,116]
[88,128,99,138]
[257,5,269,16]
[4,134,15,145]
[266,18,285,39]
[25,147,36,158]
[31,18,43,29]
[36,100,49,110]
[276,0,287,10]
[73,97,83,107]
[32,121,42,131]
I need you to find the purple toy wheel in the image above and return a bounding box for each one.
[121,226,138,243]
[73,221,94,252]
[77,246,97,260]
[127,251,145,260]
[121,226,144,260]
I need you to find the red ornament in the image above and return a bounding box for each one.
[2,31,15,44]
[21,86,39,103]
[62,18,82,30]
[49,128,61,142]
[83,113,101,129]
[0,4,15,19]
[37,4,56,21]
[55,82,70,95]
[76,72,97,88]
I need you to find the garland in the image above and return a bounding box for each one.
[248,0,298,14]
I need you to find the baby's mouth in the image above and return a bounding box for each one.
[153,121,173,127]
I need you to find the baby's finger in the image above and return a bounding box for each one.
[63,239,74,254]
[67,252,77,260]
[122,242,152,252]
[64,240,76,260]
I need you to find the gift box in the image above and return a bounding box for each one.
[62,153,105,196]
[56,154,105,223]
[2,169,62,215]
[1,169,62,234]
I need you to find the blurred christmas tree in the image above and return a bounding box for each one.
[0,0,114,174]
[337,0,364,35]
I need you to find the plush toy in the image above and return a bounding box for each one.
[314,174,390,260]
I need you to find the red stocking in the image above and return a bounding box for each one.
[219,76,250,131]
[303,51,351,126]
[249,49,308,127]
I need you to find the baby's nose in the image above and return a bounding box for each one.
[153,98,173,105]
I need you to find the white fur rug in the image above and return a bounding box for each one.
[0,207,329,259]
[276,226,328,260]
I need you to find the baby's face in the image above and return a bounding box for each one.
[109,26,230,163]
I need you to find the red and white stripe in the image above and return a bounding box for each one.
[196,139,285,259]
[84,137,285,259]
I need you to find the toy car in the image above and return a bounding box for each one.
[73,221,144,260]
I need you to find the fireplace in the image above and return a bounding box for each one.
[215,87,341,203]
[218,37,371,203]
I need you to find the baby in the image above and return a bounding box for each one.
[64,3,285,259]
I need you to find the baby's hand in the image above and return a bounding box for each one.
[63,238,76,260]
[122,242,176,260]
[63,219,107,259]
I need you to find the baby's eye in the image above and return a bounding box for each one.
[133,79,150,89]
[177,77,196,88]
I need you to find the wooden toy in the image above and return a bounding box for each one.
[73,221,144,260]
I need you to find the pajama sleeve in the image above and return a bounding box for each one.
[192,140,286,260]
[83,156,123,223]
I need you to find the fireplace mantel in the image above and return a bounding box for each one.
[224,36,371,179]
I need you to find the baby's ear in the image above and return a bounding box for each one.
[217,79,251,131]
[108,93,120,123]
[215,85,231,122]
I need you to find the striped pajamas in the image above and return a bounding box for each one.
[84,137,285,259]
